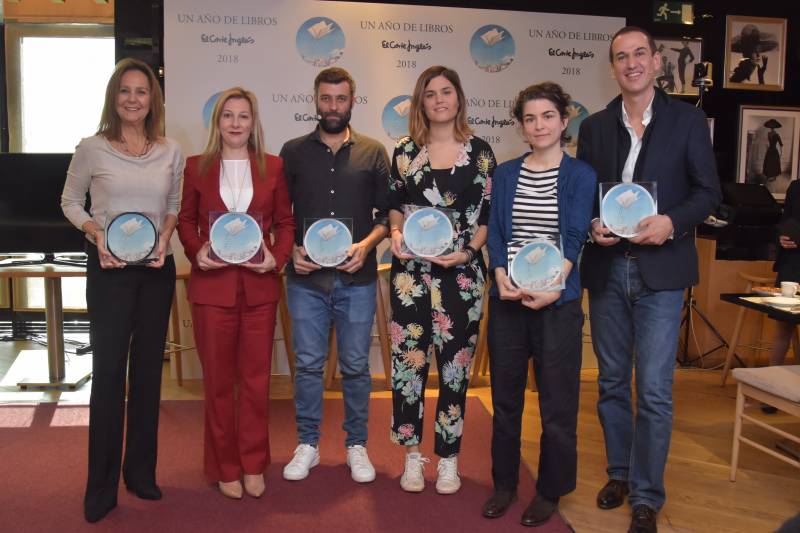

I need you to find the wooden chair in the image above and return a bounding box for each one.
[169,271,296,386]
[323,264,393,390]
[163,273,193,386]
[277,274,296,379]
[730,365,800,481]
[721,272,776,386]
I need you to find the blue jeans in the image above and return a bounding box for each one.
[286,276,376,448]
[588,255,683,512]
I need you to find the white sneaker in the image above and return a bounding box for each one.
[400,452,429,492]
[346,445,376,483]
[436,456,461,494]
[283,444,320,481]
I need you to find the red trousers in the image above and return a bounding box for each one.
[191,288,276,482]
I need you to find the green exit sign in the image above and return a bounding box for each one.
[653,2,694,24]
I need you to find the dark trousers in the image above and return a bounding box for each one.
[488,296,583,499]
[84,247,175,512]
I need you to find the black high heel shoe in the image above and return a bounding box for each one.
[84,498,117,523]
[125,482,162,500]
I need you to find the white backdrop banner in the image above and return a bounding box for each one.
[163,0,624,376]
[164,0,624,162]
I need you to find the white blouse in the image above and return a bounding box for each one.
[219,159,253,212]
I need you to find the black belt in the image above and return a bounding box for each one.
[615,241,638,259]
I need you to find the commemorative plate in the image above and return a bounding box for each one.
[402,207,454,258]
[209,212,262,264]
[509,240,563,291]
[303,218,353,267]
[105,212,157,263]
[600,182,657,238]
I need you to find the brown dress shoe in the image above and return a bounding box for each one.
[596,479,629,509]
[520,494,559,527]
[482,490,517,518]
[628,504,657,533]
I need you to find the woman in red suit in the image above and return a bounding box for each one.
[177,87,295,499]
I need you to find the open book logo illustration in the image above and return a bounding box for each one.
[120,217,144,236]
[317,224,340,241]
[418,214,440,231]
[470,24,515,73]
[616,189,641,209]
[524,247,547,265]
[224,217,248,236]
[480,28,505,46]
[393,99,411,118]
[308,20,335,40]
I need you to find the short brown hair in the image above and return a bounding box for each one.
[510,82,572,145]
[314,67,356,96]
[609,26,658,62]
[198,87,267,178]
[408,65,473,146]
[97,58,164,142]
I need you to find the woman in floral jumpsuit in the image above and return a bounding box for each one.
[388,65,495,495]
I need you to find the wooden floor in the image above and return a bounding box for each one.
[1,341,798,532]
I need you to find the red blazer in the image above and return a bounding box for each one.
[178,153,295,307]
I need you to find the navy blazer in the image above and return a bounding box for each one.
[487,152,596,305]
[774,180,800,280]
[577,88,721,291]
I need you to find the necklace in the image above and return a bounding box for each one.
[120,135,151,158]
[221,160,247,212]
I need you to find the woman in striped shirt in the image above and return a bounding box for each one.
[482,82,596,526]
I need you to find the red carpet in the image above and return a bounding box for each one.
[0,397,572,532]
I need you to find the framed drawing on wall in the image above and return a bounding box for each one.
[724,16,787,91]
[737,105,800,200]
[653,37,702,96]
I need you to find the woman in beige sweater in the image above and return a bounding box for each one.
[61,58,184,523]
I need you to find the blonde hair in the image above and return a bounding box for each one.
[97,58,164,142]
[408,65,473,147]
[199,87,267,178]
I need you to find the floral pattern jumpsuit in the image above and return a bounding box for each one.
[388,135,495,457]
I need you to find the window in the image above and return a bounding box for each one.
[3,24,114,312]
[5,24,114,152]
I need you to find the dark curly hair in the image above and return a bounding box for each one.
[510,82,572,145]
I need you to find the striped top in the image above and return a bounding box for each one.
[508,164,560,258]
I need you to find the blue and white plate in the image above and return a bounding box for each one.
[601,183,657,238]
[210,212,262,264]
[105,212,157,263]
[303,218,352,267]
[509,241,563,291]
[403,207,454,258]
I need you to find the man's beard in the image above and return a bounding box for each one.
[317,108,351,134]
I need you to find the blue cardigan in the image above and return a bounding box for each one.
[487,152,597,305]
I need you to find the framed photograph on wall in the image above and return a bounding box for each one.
[737,105,800,200]
[653,37,702,96]
[724,16,787,91]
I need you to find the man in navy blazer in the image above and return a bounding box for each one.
[577,26,720,533]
